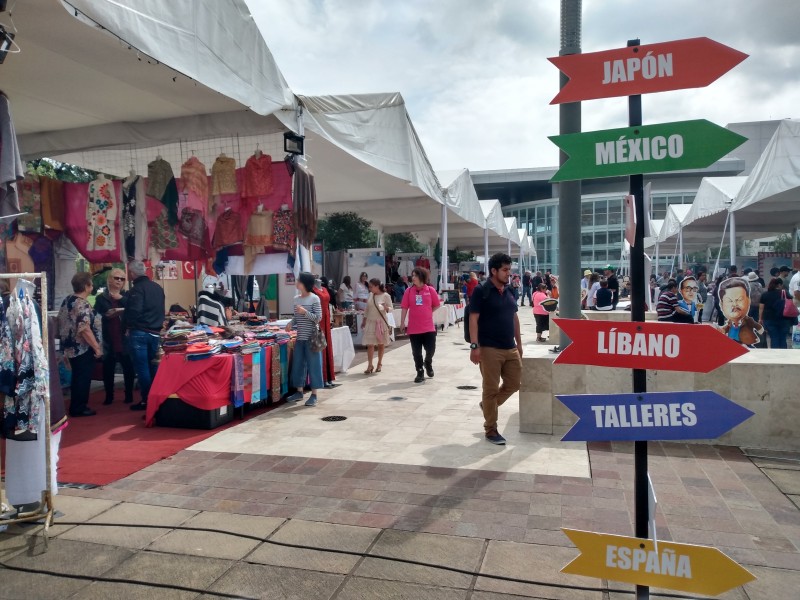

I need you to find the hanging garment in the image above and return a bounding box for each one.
[151,207,179,250]
[291,160,318,247]
[271,209,296,254]
[211,156,237,196]
[28,235,55,310]
[178,207,206,247]
[0,299,15,399]
[213,208,244,249]
[147,158,179,225]
[3,288,48,438]
[180,156,210,215]
[40,177,65,231]
[243,210,273,273]
[0,94,24,219]
[18,174,42,233]
[86,177,119,251]
[121,175,138,259]
[242,154,273,198]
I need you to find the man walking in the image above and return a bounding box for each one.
[521,271,532,306]
[468,253,522,445]
[124,260,166,411]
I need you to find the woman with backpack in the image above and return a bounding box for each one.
[400,267,441,383]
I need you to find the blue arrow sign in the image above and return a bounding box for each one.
[557,391,754,442]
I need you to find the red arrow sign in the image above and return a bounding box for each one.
[554,319,748,373]
[549,37,748,104]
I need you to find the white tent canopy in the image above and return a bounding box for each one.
[733,119,800,228]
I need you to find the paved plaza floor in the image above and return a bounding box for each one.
[2,312,799,599]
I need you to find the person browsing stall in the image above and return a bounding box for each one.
[400,267,441,383]
[469,253,522,446]
[93,268,135,405]
[124,260,166,412]
[285,272,324,407]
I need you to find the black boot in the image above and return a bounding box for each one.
[425,361,434,378]
[414,370,425,383]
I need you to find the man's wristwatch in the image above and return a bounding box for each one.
[470,343,479,350]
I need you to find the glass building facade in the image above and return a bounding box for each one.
[505,191,697,273]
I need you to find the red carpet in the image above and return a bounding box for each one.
[57,391,278,486]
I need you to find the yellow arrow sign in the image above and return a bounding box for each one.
[562,529,755,596]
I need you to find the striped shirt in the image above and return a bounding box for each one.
[657,290,678,320]
[291,293,322,341]
[196,292,228,327]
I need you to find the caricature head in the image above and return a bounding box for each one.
[718,277,750,322]
[679,276,698,304]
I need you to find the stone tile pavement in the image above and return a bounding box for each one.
[1,313,798,598]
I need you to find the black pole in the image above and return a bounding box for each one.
[627,38,649,600]
[557,0,583,348]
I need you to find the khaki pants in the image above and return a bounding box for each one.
[479,347,522,432]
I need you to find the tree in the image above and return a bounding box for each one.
[449,248,475,265]
[772,233,794,253]
[384,232,424,255]
[317,212,376,252]
[27,158,98,183]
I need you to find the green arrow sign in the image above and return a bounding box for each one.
[549,119,747,182]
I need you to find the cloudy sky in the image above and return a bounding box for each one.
[249,1,799,172]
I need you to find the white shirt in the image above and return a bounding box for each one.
[789,271,800,306]
[581,277,590,290]
[586,282,600,308]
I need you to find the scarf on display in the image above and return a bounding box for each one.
[287,156,317,247]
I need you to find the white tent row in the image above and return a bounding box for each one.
[647,120,800,266]
[11,0,517,281]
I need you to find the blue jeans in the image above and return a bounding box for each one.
[127,330,160,404]
[764,319,789,349]
[291,339,324,391]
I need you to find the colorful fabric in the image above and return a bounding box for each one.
[151,207,179,250]
[242,154,273,198]
[121,176,138,258]
[213,209,243,249]
[18,174,42,233]
[40,176,65,231]
[62,181,122,263]
[272,210,295,252]
[86,178,118,251]
[28,235,55,310]
[231,353,245,407]
[178,207,206,247]
[146,158,174,201]
[280,342,289,395]
[270,342,281,400]
[180,156,209,212]
[211,156,237,195]
[0,301,15,396]
[57,294,102,359]
[4,290,48,437]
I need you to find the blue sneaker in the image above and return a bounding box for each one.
[485,429,506,445]
[305,394,318,407]
[285,392,303,403]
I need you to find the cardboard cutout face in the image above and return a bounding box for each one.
[717,277,763,346]
[721,284,749,322]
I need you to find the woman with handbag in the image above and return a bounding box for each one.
[759,277,794,348]
[285,272,325,406]
[362,278,393,374]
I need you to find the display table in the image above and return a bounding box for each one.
[331,326,356,373]
[146,353,233,427]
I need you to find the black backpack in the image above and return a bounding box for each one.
[463,282,493,343]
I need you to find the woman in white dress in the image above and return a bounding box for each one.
[354,271,370,312]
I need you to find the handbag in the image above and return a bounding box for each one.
[782,290,799,319]
[309,322,328,353]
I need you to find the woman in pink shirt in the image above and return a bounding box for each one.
[400,267,441,383]
[532,283,551,342]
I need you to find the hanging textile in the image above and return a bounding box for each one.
[147,158,179,226]
[242,154,273,198]
[213,208,244,249]
[28,236,55,310]
[86,177,119,251]
[62,181,122,263]
[272,210,296,254]
[181,156,210,215]
[291,159,318,247]
[178,207,206,247]
[151,207,179,250]
[244,210,273,273]
[122,174,148,259]
[211,156,237,196]
[40,177,65,231]
[0,93,24,219]
[3,285,48,439]
[18,174,42,233]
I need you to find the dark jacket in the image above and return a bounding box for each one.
[124,276,165,333]
[94,290,128,353]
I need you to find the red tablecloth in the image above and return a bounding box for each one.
[145,353,233,427]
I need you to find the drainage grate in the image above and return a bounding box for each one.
[321,415,347,422]
[457,385,478,390]
[387,396,406,401]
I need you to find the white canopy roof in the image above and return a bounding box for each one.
[504,218,521,246]
[643,219,664,249]
[480,200,509,238]
[733,119,800,228]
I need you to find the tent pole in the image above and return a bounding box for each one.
[654,241,660,280]
[484,226,489,273]
[793,227,798,252]
[441,204,448,290]
[678,228,684,271]
[729,211,737,270]
[507,237,511,256]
